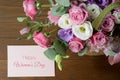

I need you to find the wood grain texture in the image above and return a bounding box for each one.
[0,0,120,80]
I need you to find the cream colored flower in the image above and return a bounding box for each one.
[87,4,102,19]
[58,14,72,29]
[72,21,93,40]
[113,11,120,24]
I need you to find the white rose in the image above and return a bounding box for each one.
[58,14,72,29]
[113,11,120,24]
[87,4,102,19]
[72,21,93,40]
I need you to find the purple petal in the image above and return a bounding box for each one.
[58,28,74,42]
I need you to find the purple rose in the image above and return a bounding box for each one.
[87,0,113,9]
[101,15,115,32]
[58,28,74,42]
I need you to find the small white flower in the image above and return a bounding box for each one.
[113,11,120,24]
[58,14,72,29]
[72,21,93,40]
[87,4,102,19]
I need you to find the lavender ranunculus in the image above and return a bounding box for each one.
[87,0,113,9]
[58,28,74,42]
[101,15,115,32]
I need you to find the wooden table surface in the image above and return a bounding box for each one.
[0,0,120,80]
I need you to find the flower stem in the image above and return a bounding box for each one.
[49,28,59,34]
[47,0,54,6]
[41,4,51,8]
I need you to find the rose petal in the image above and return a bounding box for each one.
[108,53,120,65]
[108,56,114,65]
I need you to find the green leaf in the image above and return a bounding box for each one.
[78,48,87,56]
[55,0,70,7]
[44,32,50,38]
[34,24,43,32]
[44,48,57,60]
[26,20,31,26]
[108,50,116,56]
[27,33,33,40]
[56,35,68,47]
[55,54,62,63]
[57,63,62,71]
[36,27,43,32]
[36,2,42,9]
[53,40,67,55]
[51,5,68,16]
[92,2,120,30]
[55,54,62,71]
[47,0,54,6]
[17,17,26,22]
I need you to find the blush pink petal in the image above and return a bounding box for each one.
[108,53,120,65]
[48,11,60,25]
[103,48,109,56]
[101,15,115,32]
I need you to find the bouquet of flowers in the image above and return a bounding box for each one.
[17,0,120,71]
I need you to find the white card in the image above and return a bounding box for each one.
[7,45,55,77]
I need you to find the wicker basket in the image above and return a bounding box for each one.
[85,49,104,56]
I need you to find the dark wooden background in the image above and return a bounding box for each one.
[0,0,120,80]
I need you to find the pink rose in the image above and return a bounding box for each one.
[91,32,106,46]
[69,6,88,25]
[48,11,60,25]
[101,15,115,32]
[23,0,38,20]
[114,8,120,11]
[69,38,84,53]
[33,32,51,48]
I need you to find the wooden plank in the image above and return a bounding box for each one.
[0,0,120,80]
[0,0,49,23]
[0,60,120,80]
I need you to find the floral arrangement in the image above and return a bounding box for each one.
[17,0,120,71]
